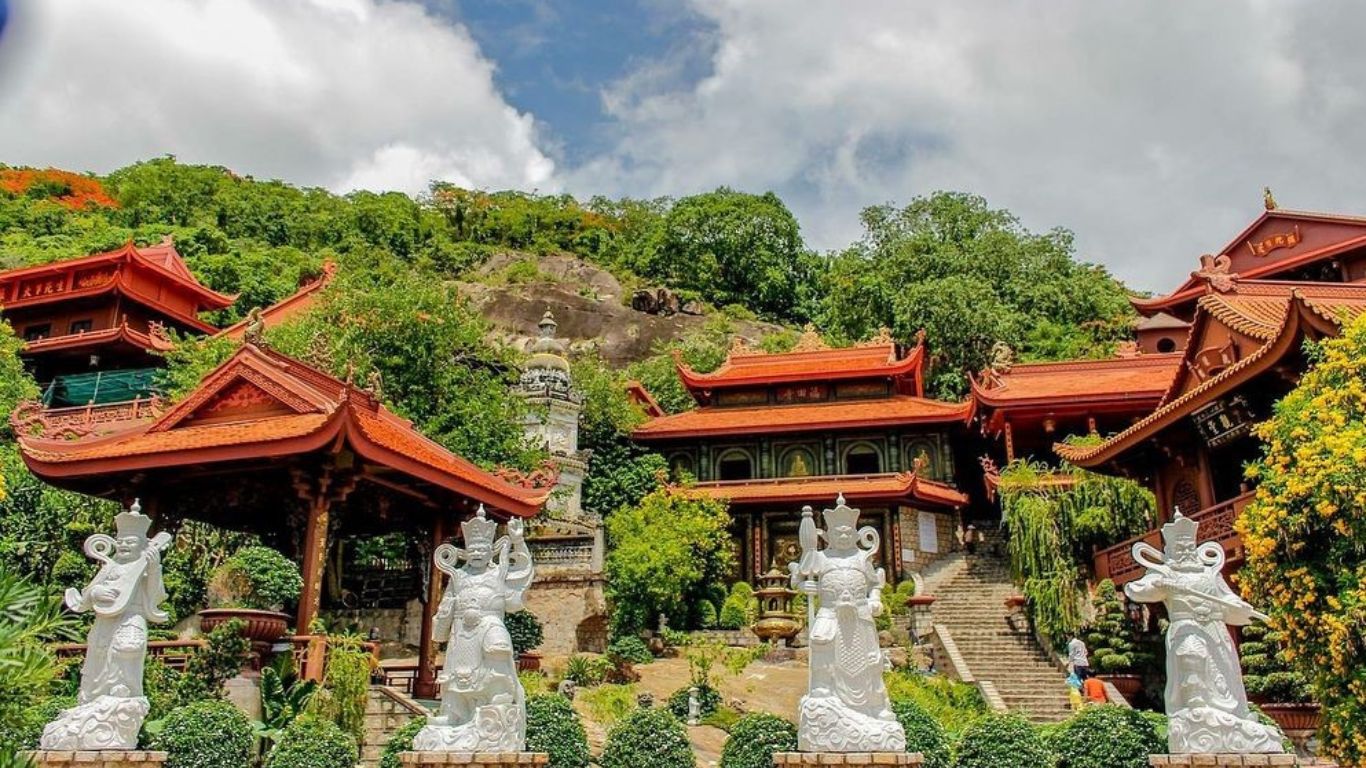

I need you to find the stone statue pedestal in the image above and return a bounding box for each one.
[23,751,168,768]
[1148,755,1309,766]
[774,752,923,766]
[398,751,548,767]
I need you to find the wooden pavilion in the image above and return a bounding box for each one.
[16,342,549,696]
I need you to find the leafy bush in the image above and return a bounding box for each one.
[698,599,718,629]
[264,714,358,768]
[953,712,1053,768]
[207,546,302,611]
[718,582,756,630]
[601,707,695,768]
[305,636,372,743]
[719,713,797,768]
[1046,705,1161,768]
[10,694,73,751]
[891,699,950,768]
[578,683,638,726]
[885,671,986,739]
[257,666,318,746]
[506,610,545,655]
[150,699,253,768]
[564,654,613,687]
[667,682,721,720]
[527,693,591,768]
[607,635,654,665]
[378,717,425,768]
[175,618,250,703]
[1081,580,1150,674]
[1239,622,1310,704]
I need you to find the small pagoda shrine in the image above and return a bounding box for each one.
[632,327,972,584]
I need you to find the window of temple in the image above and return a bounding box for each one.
[843,443,882,475]
[717,449,755,481]
[69,319,93,334]
[23,323,50,341]
[1156,337,1176,353]
[905,440,938,478]
[669,453,695,481]
[780,447,817,477]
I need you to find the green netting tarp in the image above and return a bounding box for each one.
[41,368,163,407]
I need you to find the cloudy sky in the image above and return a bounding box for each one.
[3,0,1366,292]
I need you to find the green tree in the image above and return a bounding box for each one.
[0,568,78,754]
[634,188,818,321]
[821,192,1134,398]
[1239,314,1366,764]
[605,486,734,634]
[571,358,667,516]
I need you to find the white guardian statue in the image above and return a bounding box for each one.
[789,495,905,753]
[413,506,535,752]
[1125,509,1285,754]
[41,499,171,750]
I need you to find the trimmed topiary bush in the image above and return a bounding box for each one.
[150,699,253,768]
[1047,705,1161,768]
[718,582,756,630]
[698,600,718,629]
[208,546,302,611]
[667,681,721,720]
[507,610,545,656]
[527,693,591,768]
[891,699,950,768]
[606,635,654,665]
[379,717,426,768]
[601,706,694,768]
[719,712,797,768]
[264,714,358,768]
[953,712,1053,768]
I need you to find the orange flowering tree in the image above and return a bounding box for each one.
[1239,316,1366,764]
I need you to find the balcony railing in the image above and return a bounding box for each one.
[1093,490,1253,586]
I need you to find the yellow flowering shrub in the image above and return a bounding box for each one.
[1239,315,1366,764]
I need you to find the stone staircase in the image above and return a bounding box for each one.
[360,686,429,767]
[928,531,1073,723]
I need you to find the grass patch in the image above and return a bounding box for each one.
[884,670,987,739]
[578,683,637,726]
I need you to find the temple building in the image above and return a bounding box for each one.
[632,327,973,584]
[0,238,234,405]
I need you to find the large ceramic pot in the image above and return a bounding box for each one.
[1259,702,1322,733]
[517,650,543,672]
[1099,673,1144,702]
[198,608,292,643]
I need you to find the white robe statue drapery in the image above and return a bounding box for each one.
[1125,509,1285,754]
[789,495,905,753]
[41,500,171,751]
[413,506,534,753]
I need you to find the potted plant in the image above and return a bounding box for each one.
[506,610,544,671]
[1240,622,1319,732]
[1082,579,1152,701]
[199,546,303,643]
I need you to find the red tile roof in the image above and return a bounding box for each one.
[677,341,923,398]
[19,344,548,516]
[971,354,1182,409]
[684,472,967,508]
[632,394,973,440]
[1057,280,1366,466]
[1133,209,1366,313]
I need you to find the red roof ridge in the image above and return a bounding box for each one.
[633,393,972,439]
[217,261,337,340]
[1000,353,1184,374]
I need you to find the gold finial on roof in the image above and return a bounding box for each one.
[243,306,266,346]
[792,323,829,352]
[1263,186,1277,211]
[858,326,895,347]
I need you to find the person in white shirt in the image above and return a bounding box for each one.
[1067,636,1092,680]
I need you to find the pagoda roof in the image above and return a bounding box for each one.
[971,354,1182,417]
[1133,209,1366,315]
[1058,279,1366,467]
[217,262,336,340]
[683,471,967,508]
[18,343,549,517]
[676,333,925,404]
[21,320,175,357]
[625,380,665,418]
[1134,312,1192,332]
[632,393,973,441]
[0,239,235,333]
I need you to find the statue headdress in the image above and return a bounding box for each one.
[1161,507,1199,560]
[115,498,152,539]
[821,493,860,531]
[461,505,498,549]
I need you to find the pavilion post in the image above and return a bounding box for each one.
[414,514,447,699]
[296,492,331,636]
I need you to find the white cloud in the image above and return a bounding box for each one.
[573,1,1366,292]
[0,0,556,195]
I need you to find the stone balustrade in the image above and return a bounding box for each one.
[773,752,923,766]
[23,751,167,768]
